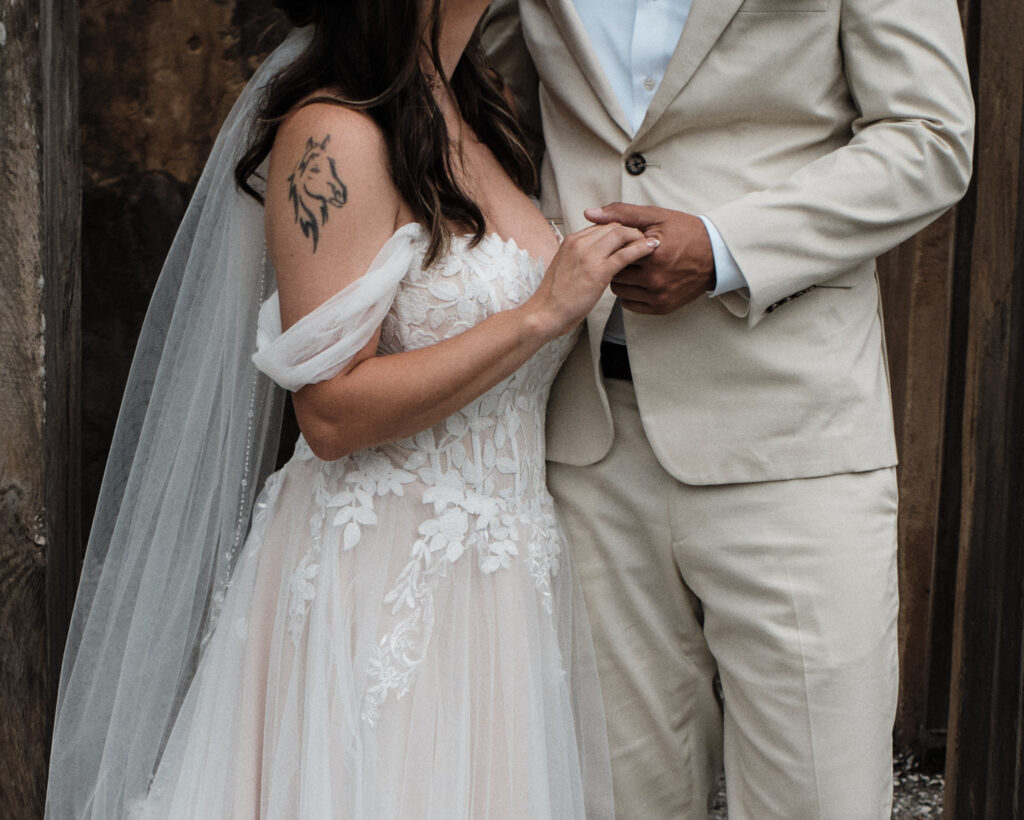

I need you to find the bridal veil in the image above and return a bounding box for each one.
[45,29,311,819]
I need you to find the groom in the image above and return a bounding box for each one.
[484,1,973,817]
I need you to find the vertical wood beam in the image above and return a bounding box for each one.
[878,0,975,754]
[0,1,49,810]
[0,0,80,816]
[41,0,81,712]
[878,210,958,751]
[944,0,1024,813]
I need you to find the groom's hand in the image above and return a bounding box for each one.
[585,203,715,315]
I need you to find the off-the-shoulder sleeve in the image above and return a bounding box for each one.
[253,222,424,391]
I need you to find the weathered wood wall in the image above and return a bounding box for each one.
[878,211,961,753]
[1,1,277,816]
[0,0,79,816]
[944,0,1024,813]
[79,0,282,526]
[867,0,974,756]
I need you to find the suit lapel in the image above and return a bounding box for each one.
[545,0,633,138]
[634,0,746,141]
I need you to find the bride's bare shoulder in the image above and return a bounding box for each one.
[267,100,397,227]
[272,100,388,172]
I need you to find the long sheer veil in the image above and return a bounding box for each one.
[45,28,311,819]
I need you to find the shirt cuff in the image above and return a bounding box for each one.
[698,215,747,297]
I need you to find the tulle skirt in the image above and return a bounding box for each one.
[134,450,613,819]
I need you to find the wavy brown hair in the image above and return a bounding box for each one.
[236,0,536,266]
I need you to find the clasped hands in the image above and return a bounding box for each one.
[585,203,716,315]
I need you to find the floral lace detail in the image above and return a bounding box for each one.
[281,229,575,723]
[361,407,559,724]
[286,451,416,645]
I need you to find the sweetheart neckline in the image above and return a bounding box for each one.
[393,221,555,271]
[259,222,551,349]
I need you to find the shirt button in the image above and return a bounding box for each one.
[642,76,656,93]
[625,152,647,175]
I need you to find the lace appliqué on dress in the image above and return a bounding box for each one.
[280,232,571,726]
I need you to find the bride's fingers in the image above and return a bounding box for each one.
[589,225,656,264]
[588,222,646,250]
[567,223,609,239]
[564,222,642,252]
[604,235,658,276]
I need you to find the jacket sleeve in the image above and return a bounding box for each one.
[704,0,974,326]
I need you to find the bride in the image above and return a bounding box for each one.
[46,1,656,817]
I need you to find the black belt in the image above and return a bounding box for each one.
[600,341,632,381]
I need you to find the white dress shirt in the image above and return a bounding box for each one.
[571,0,747,343]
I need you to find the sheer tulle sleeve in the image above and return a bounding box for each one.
[253,222,424,391]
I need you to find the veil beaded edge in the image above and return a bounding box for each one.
[45,29,312,819]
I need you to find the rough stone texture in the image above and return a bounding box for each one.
[80,0,283,528]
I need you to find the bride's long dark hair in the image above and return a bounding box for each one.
[236,0,536,265]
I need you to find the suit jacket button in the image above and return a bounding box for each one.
[625,152,647,175]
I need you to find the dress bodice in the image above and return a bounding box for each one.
[374,231,573,513]
[279,228,574,513]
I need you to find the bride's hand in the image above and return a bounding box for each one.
[523,223,658,339]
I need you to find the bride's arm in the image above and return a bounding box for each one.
[266,105,653,461]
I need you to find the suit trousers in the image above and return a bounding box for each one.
[547,378,899,819]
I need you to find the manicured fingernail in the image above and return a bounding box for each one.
[584,207,602,218]
[646,238,660,248]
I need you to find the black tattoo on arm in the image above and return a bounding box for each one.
[288,135,348,252]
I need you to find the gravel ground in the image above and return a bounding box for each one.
[708,752,944,818]
[891,753,945,819]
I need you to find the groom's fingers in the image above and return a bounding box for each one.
[610,266,654,287]
[618,298,660,315]
[584,201,663,231]
[609,282,650,303]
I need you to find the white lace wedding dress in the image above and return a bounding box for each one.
[134,223,612,819]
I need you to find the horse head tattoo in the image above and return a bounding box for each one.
[288,135,348,252]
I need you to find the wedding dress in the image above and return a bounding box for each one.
[130,223,611,818]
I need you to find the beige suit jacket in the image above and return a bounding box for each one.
[483,0,973,485]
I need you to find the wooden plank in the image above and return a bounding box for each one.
[944,0,1024,813]
[878,209,958,751]
[0,5,50,816]
[0,1,79,816]
[0,2,50,817]
[41,0,82,726]
[925,0,980,751]
[875,0,977,756]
